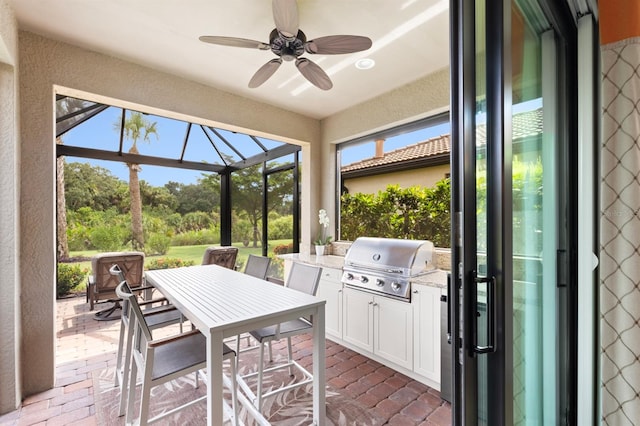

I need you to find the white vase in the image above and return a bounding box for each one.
[315,245,326,256]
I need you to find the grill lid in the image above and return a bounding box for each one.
[344,237,435,277]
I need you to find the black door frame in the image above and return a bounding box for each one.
[449,0,579,424]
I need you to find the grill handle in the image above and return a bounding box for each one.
[344,263,405,275]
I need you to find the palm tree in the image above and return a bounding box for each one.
[117,112,158,250]
[55,96,90,260]
[56,137,69,259]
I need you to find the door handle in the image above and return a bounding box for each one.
[443,272,451,344]
[473,272,496,354]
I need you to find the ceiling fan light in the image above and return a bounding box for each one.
[355,58,375,70]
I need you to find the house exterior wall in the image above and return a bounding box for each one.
[14,29,321,400]
[343,164,450,195]
[0,0,20,413]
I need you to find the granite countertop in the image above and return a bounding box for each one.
[411,269,448,288]
[278,253,346,270]
[278,253,448,288]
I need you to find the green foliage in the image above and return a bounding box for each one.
[90,225,127,251]
[268,215,293,240]
[67,224,91,251]
[56,263,88,298]
[140,180,178,212]
[170,229,220,246]
[146,233,172,255]
[66,207,132,251]
[142,214,168,236]
[341,178,451,247]
[182,211,216,232]
[118,111,159,151]
[232,218,253,247]
[231,163,294,247]
[64,162,129,212]
[165,177,220,215]
[147,257,195,270]
[165,213,184,232]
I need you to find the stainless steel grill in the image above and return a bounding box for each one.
[341,237,436,301]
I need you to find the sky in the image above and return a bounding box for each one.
[61,104,451,187]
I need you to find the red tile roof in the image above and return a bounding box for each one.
[341,108,542,172]
[341,134,450,172]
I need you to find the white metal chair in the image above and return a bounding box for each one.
[238,262,322,411]
[243,254,271,280]
[116,281,238,425]
[233,255,273,354]
[109,265,185,414]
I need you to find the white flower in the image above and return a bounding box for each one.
[315,209,332,245]
[319,209,330,228]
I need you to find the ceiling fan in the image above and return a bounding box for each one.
[199,0,373,91]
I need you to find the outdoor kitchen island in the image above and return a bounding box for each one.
[280,245,448,393]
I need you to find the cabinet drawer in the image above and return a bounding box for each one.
[320,267,342,282]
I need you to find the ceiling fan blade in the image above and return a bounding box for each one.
[272,0,299,39]
[305,35,373,54]
[249,59,283,88]
[295,58,333,90]
[199,36,270,50]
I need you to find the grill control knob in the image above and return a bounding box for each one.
[376,278,385,287]
[391,282,401,292]
[346,273,354,280]
[360,276,369,283]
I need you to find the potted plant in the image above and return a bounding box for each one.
[314,209,332,256]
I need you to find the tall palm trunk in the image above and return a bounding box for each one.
[56,138,69,259]
[119,111,158,251]
[128,162,144,250]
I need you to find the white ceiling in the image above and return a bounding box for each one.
[9,0,449,119]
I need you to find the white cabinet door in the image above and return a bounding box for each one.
[316,268,343,339]
[375,295,413,369]
[342,287,374,352]
[412,284,441,383]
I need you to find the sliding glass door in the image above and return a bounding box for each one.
[450,0,577,424]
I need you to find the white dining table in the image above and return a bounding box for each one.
[145,264,326,425]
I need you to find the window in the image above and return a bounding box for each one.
[337,113,451,247]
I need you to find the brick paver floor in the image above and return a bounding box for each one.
[0,294,451,425]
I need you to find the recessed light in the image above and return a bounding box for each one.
[355,58,375,70]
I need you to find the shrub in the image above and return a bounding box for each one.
[272,243,294,255]
[232,219,252,247]
[147,257,195,270]
[170,228,220,246]
[90,225,127,251]
[268,215,293,239]
[340,179,451,247]
[146,233,171,255]
[57,263,87,298]
[143,215,168,235]
[182,211,214,232]
[67,224,91,251]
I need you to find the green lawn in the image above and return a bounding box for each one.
[63,240,292,293]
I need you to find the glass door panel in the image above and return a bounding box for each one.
[474,0,489,424]
[452,0,574,424]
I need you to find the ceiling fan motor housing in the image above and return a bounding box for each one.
[270,29,306,61]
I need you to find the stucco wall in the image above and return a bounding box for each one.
[343,164,450,195]
[321,68,450,145]
[0,0,20,413]
[17,30,321,398]
[0,0,16,64]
